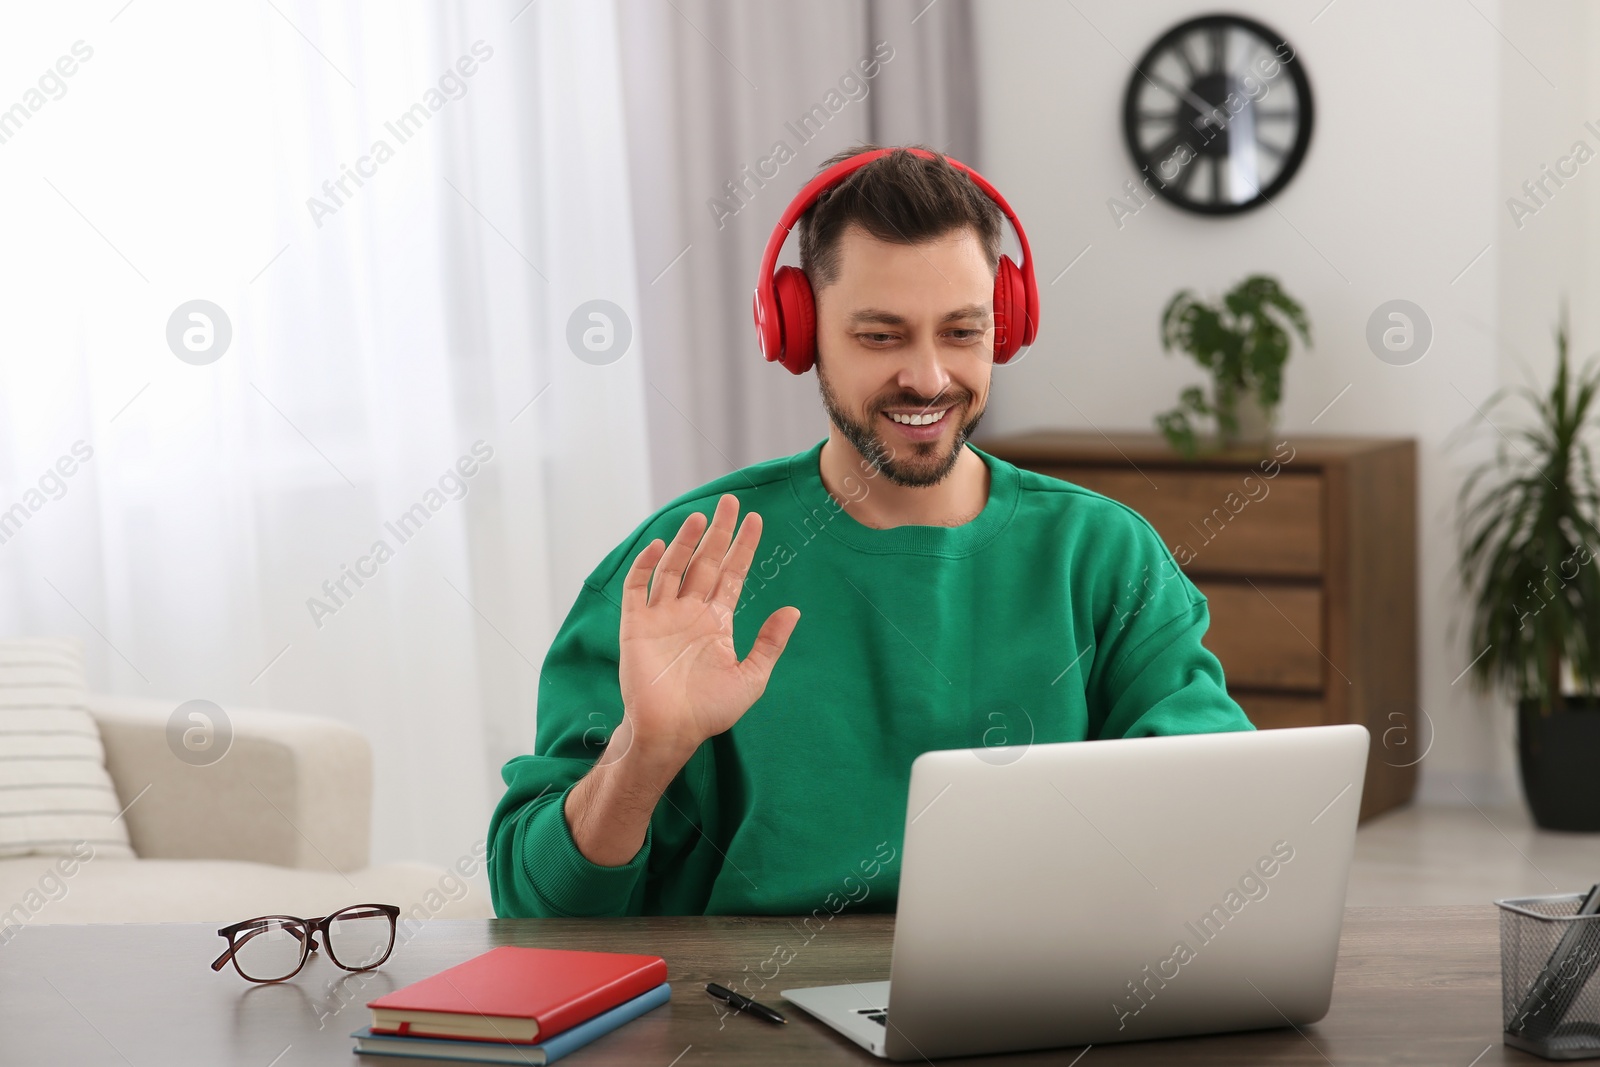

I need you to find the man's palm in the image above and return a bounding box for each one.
[618,494,800,755]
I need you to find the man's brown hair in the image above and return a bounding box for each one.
[796,143,1003,292]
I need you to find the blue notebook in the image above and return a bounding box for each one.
[351,982,670,1064]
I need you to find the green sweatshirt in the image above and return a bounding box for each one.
[487,437,1255,918]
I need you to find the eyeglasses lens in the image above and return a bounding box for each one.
[326,907,394,969]
[232,919,307,982]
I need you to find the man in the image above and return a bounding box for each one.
[487,144,1254,918]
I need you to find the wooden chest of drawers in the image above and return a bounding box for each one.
[977,430,1419,821]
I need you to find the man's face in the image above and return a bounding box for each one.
[813,223,994,488]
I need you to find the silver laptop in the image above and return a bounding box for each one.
[781,724,1369,1060]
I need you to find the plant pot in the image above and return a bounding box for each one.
[1516,696,1600,831]
[1216,385,1276,449]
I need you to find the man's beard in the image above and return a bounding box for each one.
[816,360,986,488]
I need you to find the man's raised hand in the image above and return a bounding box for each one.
[617,493,801,761]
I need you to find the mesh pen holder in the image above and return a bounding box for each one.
[1499,892,1600,1060]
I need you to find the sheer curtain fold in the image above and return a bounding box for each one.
[0,0,649,869]
[616,0,981,503]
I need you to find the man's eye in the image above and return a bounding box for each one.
[947,329,985,342]
[858,333,897,344]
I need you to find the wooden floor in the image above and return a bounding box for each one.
[1348,802,1600,906]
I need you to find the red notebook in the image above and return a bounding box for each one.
[367,946,667,1045]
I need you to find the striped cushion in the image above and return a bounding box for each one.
[0,638,135,858]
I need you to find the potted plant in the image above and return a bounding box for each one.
[1453,306,1600,831]
[1154,274,1312,458]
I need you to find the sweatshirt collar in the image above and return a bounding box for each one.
[787,437,1019,558]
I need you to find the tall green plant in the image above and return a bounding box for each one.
[1454,307,1600,715]
[1155,274,1311,458]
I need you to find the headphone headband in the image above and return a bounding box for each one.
[752,147,1040,371]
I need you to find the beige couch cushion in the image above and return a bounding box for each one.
[0,853,492,936]
[0,638,133,859]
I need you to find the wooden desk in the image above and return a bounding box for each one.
[0,907,1535,1065]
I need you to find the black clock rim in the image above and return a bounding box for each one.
[1120,12,1314,217]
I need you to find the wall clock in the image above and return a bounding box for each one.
[1121,14,1313,215]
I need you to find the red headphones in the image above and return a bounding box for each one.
[752,147,1040,375]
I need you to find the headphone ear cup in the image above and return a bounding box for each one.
[772,265,817,374]
[991,256,1026,364]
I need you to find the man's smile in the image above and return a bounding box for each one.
[882,406,953,425]
[881,405,953,442]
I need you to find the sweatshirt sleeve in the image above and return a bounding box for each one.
[486,581,697,918]
[1090,594,1258,740]
[1079,508,1257,741]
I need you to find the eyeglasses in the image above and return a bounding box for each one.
[211,903,400,983]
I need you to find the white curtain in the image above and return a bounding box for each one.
[0,1,651,869]
[616,0,981,502]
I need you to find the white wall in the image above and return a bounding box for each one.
[973,0,1599,806]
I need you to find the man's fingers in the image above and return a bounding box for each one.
[740,605,800,685]
[647,511,707,607]
[708,511,762,614]
[680,494,739,602]
[622,538,665,616]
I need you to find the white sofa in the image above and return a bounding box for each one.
[0,694,494,932]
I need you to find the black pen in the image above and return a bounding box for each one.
[705,982,787,1024]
